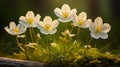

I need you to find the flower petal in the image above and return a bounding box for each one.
[26,11,34,19]
[4,26,12,35]
[18,24,26,33]
[58,17,72,22]
[19,16,26,21]
[68,8,77,17]
[49,29,57,34]
[43,16,52,24]
[81,19,92,28]
[40,29,49,35]
[73,14,79,26]
[99,32,108,39]
[90,32,99,39]
[36,21,45,30]
[94,17,103,27]
[89,22,95,32]
[52,20,59,28]
[35,14,41,22]
[102,23,111,33]
[54,8,63,18]
[16,24,20,28]
[19,21,30,27]
[9,22,16,30]
[78,12,87,21]
[62,4,70,13]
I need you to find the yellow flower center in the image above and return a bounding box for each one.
[44,24,51,31]
[96,26,102,33]
[27,18,34,24]
[63,12,69,18]
[78,20,84,25]
[14,28,20,33]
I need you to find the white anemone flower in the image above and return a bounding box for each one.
[36,16,59,35]
[54,4,77,22]
[73,12,92,28]
[89,17,111,39]
[19,11,41,27]
[4,22,26,35]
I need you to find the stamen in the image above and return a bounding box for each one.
[63,12,68,18]
[14,28,20,32]
[44,24,51,31]
[27,18,34,24]
[96,26,102,33]
[78,20,84,25]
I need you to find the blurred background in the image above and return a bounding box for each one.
[0,0,120,56]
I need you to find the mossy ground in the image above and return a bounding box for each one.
[8,40,120,67]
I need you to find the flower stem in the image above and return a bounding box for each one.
[65,22,69,30]
[36,38,39,45]
[87,37,92,45]
[16,37,25,52]
[30,27,33,42]
[16,37,29,59]
[24,46,29,60]
[23,33,27,44]
[47,35,50,63]
[70,25,75,33]
[76,27,80,40]
[32,27,35,41]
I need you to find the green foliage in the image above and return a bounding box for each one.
[12,38,120,66]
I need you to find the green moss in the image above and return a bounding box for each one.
[11,40,120,66]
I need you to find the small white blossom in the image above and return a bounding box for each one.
[4,22,26,35]
[84,45,91,49]
[89,17,111,39]
[36,33,41,39]
[73,40,77,45]
[105,52,111,55]
[26,42,37,48]
[50,42,57,47]
[59,37,67,42]
[54,4,77,22]
[62,29,75,38]
[60,30,75,42]
[17,35,26,38]
[19,11,41,27]
[73,12,92,28]
[36,16,59,35]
